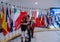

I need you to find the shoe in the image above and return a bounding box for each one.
[21,41,23,42]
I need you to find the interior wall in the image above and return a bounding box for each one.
[0,0,60,14]
[0,0,60,9]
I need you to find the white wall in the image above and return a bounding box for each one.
[1,0,60,9]
[0,0,60,17]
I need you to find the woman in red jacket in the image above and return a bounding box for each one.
[30,17,36,38]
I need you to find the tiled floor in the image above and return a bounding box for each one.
[9,28,60,42]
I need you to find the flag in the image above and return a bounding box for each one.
[35,11,42,27]
[1,6,8,36]
[12,7,20,30]
[7,18,10,32]
[40,12,42,23]
[13,7,27,30]
[0,13,2,29]
[8,7,13,32]
[35,18,41,27]
[6,7,10,32]
[41,15,45,27]
[39,16,42,23]
[32,11,36,19]
[9,8,13,32]
[12,7,27,30]
[39,12,45,27]
[49,16,52,25]
[15,11,27,30]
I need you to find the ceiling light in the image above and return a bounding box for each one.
[35,2,38,5]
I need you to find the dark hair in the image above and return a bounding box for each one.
[23,16,27,21]
[27,15,30,18]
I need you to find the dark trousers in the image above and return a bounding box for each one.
[30,27,34,38]
[27,29,31,42]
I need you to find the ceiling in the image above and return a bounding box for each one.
[0,0,60,9]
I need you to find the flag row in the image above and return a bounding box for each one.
[0,4,52,36]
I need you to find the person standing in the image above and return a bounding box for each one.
[30,17,35,38]
[20,16,28,42]
[26,15,31,42]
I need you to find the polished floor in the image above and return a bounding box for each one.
[9,28,60,42]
